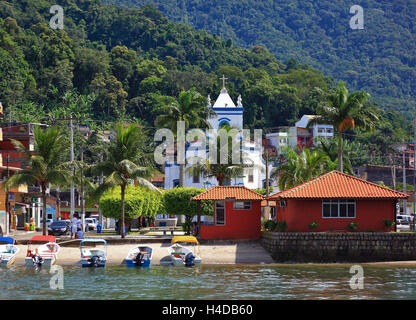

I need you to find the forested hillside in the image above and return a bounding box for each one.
[106,0,416,118]
[0,0,335,129]
[0,0,412,167]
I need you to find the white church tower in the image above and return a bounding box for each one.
[163,75,270,190]
[207,75,243,130]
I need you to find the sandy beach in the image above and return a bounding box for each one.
[13,242,275,265]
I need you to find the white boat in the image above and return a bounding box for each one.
[0,237,19,266]
[167,236,202,267]
[80,239,107,267]
[25,235,60,267]
[125,246,153,267]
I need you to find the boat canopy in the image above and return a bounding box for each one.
[171,236,199,245]
[29,235,56,243]
[80,239,107,245]
[0,237,14,244]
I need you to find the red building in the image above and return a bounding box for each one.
[267,171,408,232]
[191,186,264,240]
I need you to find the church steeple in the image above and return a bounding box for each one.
[208,75,244,129]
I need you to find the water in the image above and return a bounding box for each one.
[2,263,416,299]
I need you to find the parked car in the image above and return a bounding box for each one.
[85,218,97,232]
[396,215,412,224]
[48,220,69,236]
[46,218,54,227]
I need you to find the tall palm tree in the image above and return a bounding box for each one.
[271,147,330,191]
[89,123,160,238]
[307,82,378,172]
[155,88,216,187]
[5,126,70,235]
[186,126,259,186]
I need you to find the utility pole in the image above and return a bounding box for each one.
[413,118,416,231]
[80,150,85,233]
[403,152,407,215]
[70,117,75,221]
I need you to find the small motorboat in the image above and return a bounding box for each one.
[0,237,19,266]
[25,235,60,267]
[167,236,201,267]
[126,246,153,267]
[80,239,107,267]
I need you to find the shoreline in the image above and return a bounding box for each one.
[10,242,416,267]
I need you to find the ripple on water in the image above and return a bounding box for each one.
[2,264,416,299]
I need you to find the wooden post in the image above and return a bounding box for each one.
[197,200,201,236]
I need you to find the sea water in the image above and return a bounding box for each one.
[1,263,416,299]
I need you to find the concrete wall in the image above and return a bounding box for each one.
[262,231,416,262]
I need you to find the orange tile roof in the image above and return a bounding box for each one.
[267,170,409,200]
[191,186,265,201]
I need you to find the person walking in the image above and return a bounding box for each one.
[70,214,78,239]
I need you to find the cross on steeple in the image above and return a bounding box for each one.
[220,74,228,88]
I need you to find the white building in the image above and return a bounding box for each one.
[266,115,334,154]
[164,84,272,190]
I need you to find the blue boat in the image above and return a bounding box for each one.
[125,246,153,267]
[80,239,107,267]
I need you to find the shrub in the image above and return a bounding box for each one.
[262,219,278,231]
[162,187,213,219]
[382,219,395,228]
[277,221,287,232]
[348,222,358,232]
[99,185,163,220]
[308,221,319,230]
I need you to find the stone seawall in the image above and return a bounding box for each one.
[261,231,416,262]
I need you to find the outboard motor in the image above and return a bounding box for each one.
[134,252,144,266]
[88,255,101,267]
[184,252,195,267]
[32,254,44,267]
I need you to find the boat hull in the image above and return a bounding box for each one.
[81,258,106,267]
[25,256,55,267]
[126,258,151,267]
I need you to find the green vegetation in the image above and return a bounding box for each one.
[308,221,319,230]
[4,126,70,235]
[162,187,213,217]
[90,123,160,238]
[99,185,163,219]
[348,222,358,232]
[308,81,378,172]
[108,0,416,117]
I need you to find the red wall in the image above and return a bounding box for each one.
[200,200,262,240]
[276,199,396,232]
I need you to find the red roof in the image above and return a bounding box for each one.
[191,186,265,201]
[29,235,56,243]
[267,170,409,200]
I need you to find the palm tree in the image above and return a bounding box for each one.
[5,126,70,235]
[271,147,330,191]
[155,88,216,187]
[186,126,259,186]
[307,81,378,172]
[89,123,160,238]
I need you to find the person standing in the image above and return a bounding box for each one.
[70,214,78,239]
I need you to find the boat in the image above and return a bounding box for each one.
[167,236,202,267]
[25,235,60,267]
[0,237,19,266]
[125,246,153,267]
[80,239,107,267]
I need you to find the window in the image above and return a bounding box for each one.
[193,172,200,183]
[215,201,225,225]
[234,201,251,210]
[248,169,254,183]
[322,199,356,218]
